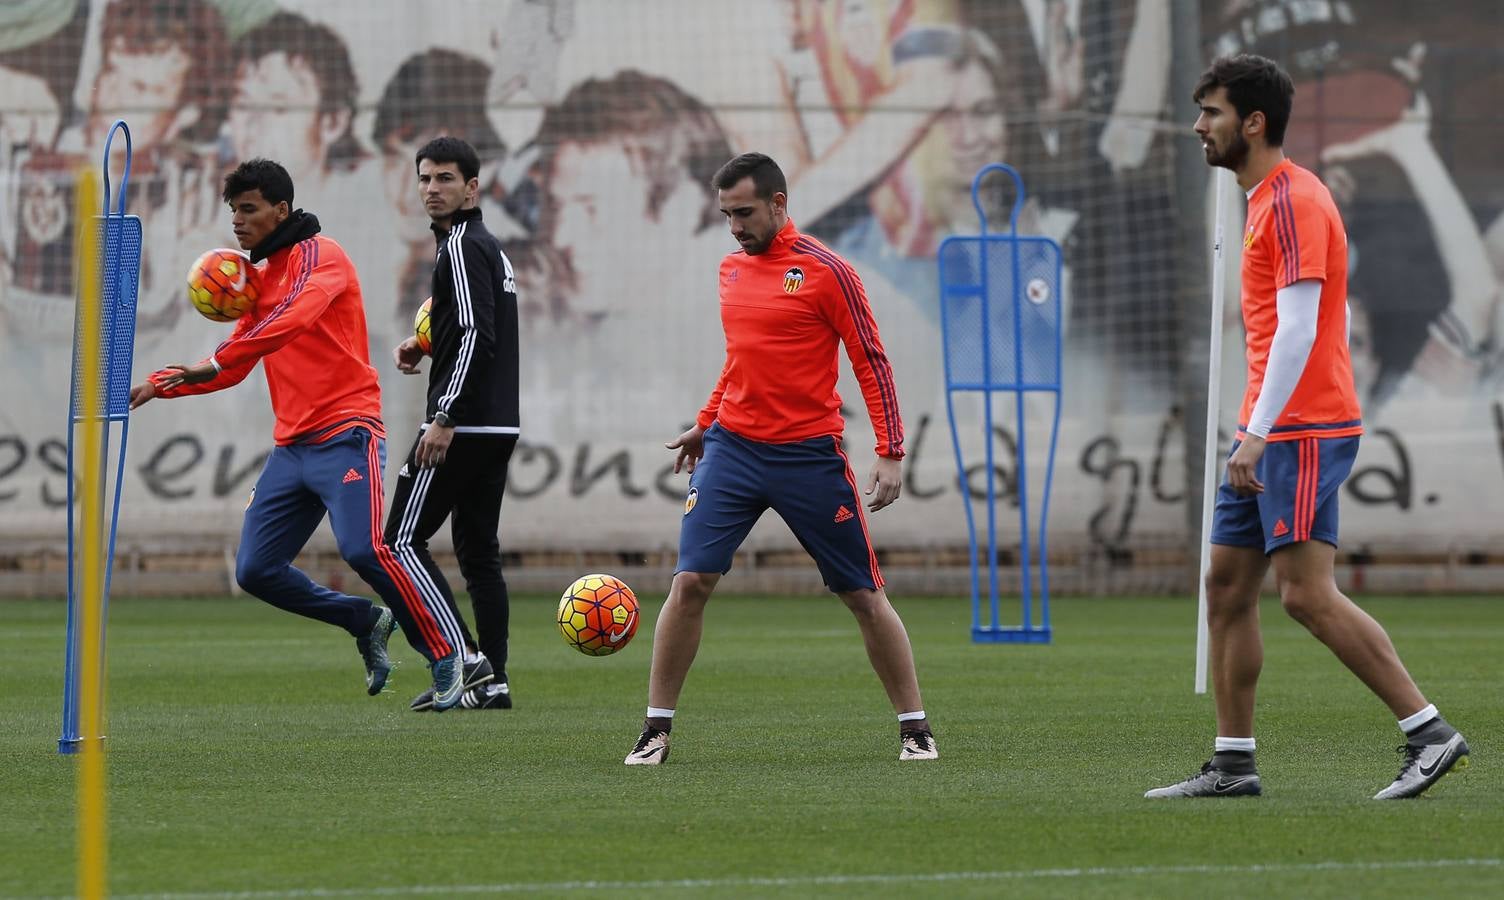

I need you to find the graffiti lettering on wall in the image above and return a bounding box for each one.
[2,0,1501,554]
[7,404,1484,554]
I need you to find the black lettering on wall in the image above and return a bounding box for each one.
[508,440,560,499]
[570,446,647,498]
[0,436,25,503]
[138,434,202,500]
[1346,427,1411,510]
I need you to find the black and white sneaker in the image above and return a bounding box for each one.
[900,728,939,760]
[459,682,512,710]
[409,654,495,711]
[624,726,670,765]
[1373,731,1470,799]
[1144,762,1262,798]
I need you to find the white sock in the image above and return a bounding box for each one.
[647,707,675,719]
[1398,703,1438,734]
[1214,736,1256,753]
[897,710,927,723]
[464,650,482,664]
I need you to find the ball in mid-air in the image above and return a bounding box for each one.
[187,248,259,321]
[414,296,432,353]
[557,573,639,656]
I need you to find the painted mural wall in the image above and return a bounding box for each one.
[1,0,1500,561]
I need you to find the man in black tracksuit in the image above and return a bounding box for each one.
[387,136,520,711]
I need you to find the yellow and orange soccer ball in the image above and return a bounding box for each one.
[557,573,639,656]
[186,248,259,321]
[414,296,432,353]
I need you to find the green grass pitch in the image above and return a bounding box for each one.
[2,594,1498,898]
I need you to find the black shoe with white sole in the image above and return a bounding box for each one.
[459,682,512,710]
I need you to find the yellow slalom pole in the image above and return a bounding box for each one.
[73,167,108,900]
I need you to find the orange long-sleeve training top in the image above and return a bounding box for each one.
[696,219,904,458]
[151,230,383,445]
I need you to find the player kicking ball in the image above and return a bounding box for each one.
[1147,55,1467,801]
[624,153,936,766]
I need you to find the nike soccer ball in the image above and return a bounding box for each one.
[414,296,432,353]
[187,248,259,321]
[557,573,639,656]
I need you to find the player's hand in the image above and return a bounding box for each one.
[665,425,706,474]
[128,381,155,410]
[416,421,455,469]
[154,362,215,390]
[1226,436,1266,497]
[394,336,425,374]
[864,455,902,512]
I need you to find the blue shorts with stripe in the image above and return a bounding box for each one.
[1210,435,1359,555]
[676,424,884,593]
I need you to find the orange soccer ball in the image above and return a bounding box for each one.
[557,573,640,656]
[414,296,432,353]
[187,248,259,321]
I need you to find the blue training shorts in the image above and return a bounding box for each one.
[1210,435,1359,555]
[676,424,884,592]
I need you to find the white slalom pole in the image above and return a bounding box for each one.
[1194,168,1228,695]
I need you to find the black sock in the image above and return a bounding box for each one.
[1211,750,1256,775]
[1405,716,1454,744]
[646,716,672,733]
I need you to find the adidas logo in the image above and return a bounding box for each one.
[342,468,363,484]
[834,505,854,524]
[1272,518,1289,537]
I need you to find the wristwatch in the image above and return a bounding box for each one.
[431,411,454,428]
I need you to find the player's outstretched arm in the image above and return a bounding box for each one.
[157,361,217,387]
[864,455,902,512]
[666,424,706,475]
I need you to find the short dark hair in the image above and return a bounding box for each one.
[533,71,731,231]
[233,12,363,168]
[374,49,505,158]
[415,135,481,183]
[222,158,294,206]
[1193,54,1294,147]
[712,152,786,200]
[101,0,229,142]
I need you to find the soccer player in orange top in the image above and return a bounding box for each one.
[129,158,466,707]
[624,152,935,766]
[1146,55,1468,800]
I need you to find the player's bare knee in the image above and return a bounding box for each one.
[1277,581,1325,625]
[838,587,887,620]
[671,571,718,606]
[1205,578,1257,624]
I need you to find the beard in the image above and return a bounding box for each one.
[1207,130,1250,171]
[739,231,772,255]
